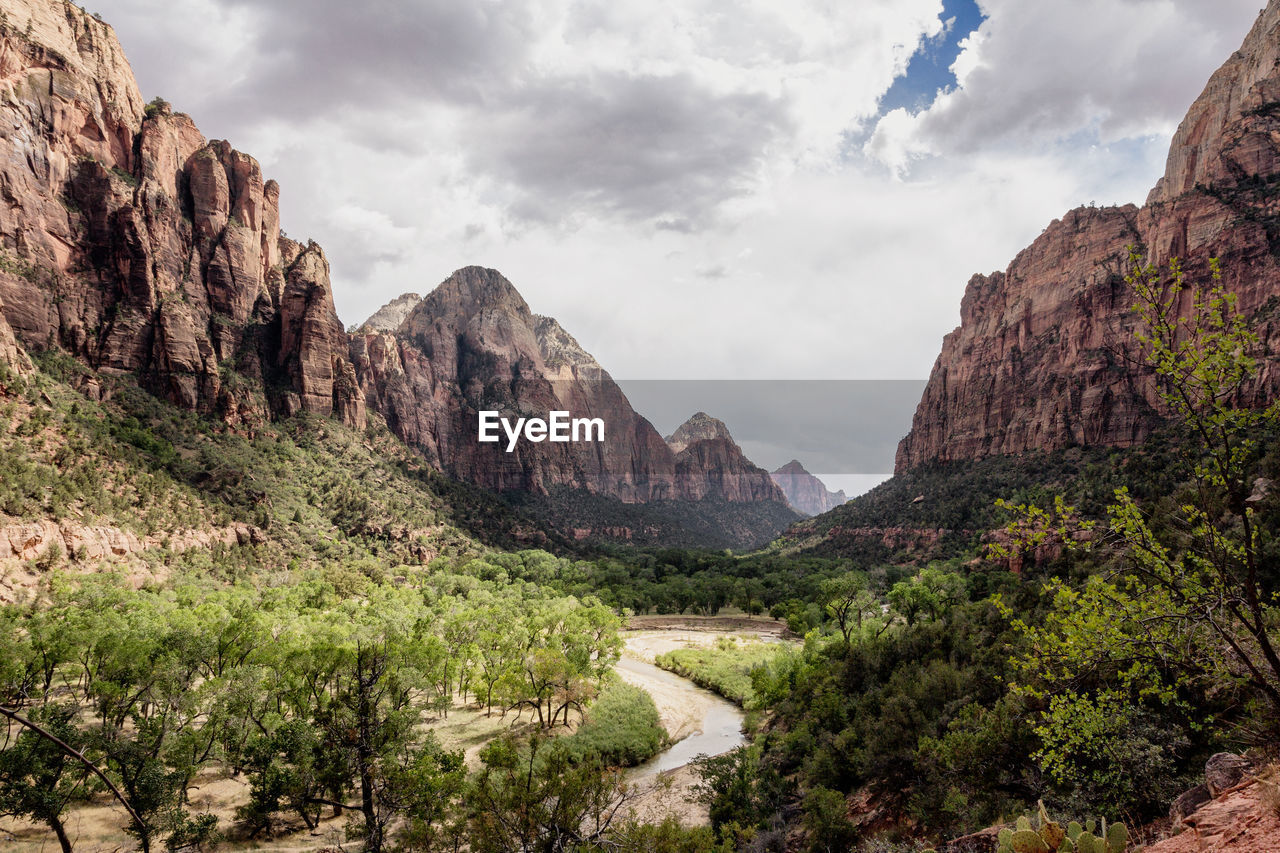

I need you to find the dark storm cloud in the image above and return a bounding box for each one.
[469,73,791,226]
[212,0,536,115]
[99,0,791,229]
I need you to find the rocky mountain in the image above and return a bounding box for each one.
[665,411,732,453]
[352,271,792,517]
[0,0,791,547]
[770,460,846,517]
[666,412,790,503]
[352,267,676,500]
[0,0,364,428]
[896,3,1280,472]
[357,292,421,333]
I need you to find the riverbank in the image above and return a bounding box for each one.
[615,615,795,826]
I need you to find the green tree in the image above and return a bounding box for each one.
[465,734,638,852]
[0,705,86,853]
[999,251,1280,799]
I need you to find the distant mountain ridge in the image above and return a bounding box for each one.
[770,460,846,517]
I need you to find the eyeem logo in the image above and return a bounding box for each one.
[478,411,605,452]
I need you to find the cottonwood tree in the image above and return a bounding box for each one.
[999,251,1280,787]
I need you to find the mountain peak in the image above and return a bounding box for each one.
[666,412,734,454]
[769,460,846,517]
[423,266,529,317]
[533,315,600,372]
[358,292,422,333]
[774,459,808,476]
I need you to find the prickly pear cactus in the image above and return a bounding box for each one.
[996,805,1127,853]
[1011,829,1051,852]
[995,805,1128,853]
[1105,821,1129,853]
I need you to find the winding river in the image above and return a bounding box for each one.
[615,653,746,779]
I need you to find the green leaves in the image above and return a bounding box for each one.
[996,252,1280,811]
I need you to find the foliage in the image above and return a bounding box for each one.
[561,680,666,767]
[464,733,639,852]
[992,802,1128,853]
[655,638,791,709]
[0,573,620,851]
[997,252,1280,813]
[0,704,86,853]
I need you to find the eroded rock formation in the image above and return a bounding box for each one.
[0,0,363,427]
[353,266,678,500]
[897,4,1280,471]
[354,273,791,507]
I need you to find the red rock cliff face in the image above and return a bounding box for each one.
[353,270,792,506]
[665,412,790,503]
[897,3,1280,472]
[353,266,678,501]
[0,0,363,427]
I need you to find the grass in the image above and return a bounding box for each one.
[561,680,666,767]
[654,636,789,710]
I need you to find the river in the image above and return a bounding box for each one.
[616,656,746,778]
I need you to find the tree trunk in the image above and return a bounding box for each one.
[49,813,73,853]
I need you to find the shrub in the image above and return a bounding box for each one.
[561,680,665,767]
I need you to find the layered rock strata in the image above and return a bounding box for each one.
[898,4,1280,471]
[0,0,363,426]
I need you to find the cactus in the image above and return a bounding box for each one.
[1074,835,1098,853]
[1010,829,1051,853]
[996,808,1127,853]
[1105,821,1128,853]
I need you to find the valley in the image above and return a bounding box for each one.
[0,0,1279,851]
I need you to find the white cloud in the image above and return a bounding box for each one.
[92,0,1264,391]
[867,0,1262,171]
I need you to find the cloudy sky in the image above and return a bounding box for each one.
[92,0,1263,486]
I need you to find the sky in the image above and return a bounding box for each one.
[90,0,1264,491]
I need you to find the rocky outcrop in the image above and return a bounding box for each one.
[358,292,421,333]
[665,411,732,453]
[897,2,1280,471]
[353,266,678,501]
[1150,758,1278,853]
[0,294,30,374]
[771,459,846,516]
[665,413,790,503]
[0,0,363,428]
[354,270,792,509]
[0,518,263,562]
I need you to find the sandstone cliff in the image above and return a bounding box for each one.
[771,459,846,516]
[357,291,421,333]
[0,0,363,427]
[665,411,732,453]
[665,412,790,503]
[353,266,678,501]
[354,274,792,507]
[897,3,1280,471]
